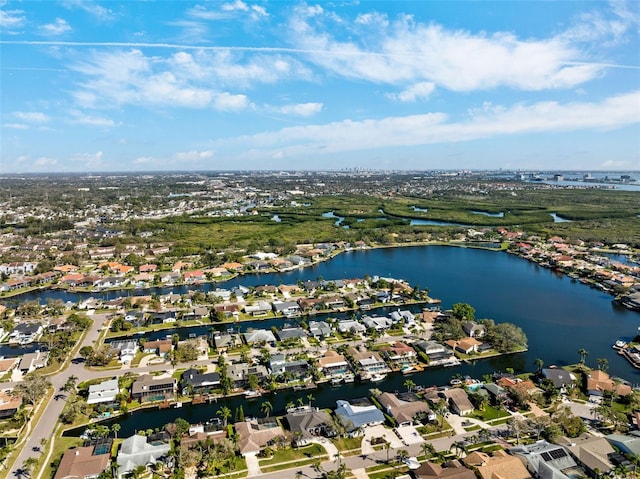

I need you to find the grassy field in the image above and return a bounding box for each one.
[132,189,640,257]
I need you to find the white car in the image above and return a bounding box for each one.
[403,457,421,470]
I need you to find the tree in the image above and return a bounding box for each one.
[396,449,409,465]
[12,373,51,405]
[383,440,391,463]
[404,379,416,392]
[260,401,273,418]
[452,303,475,321]
[578,348,589,365]
[597,358,609,372]
[420,442,435,460]
[307,393,315,407]
[488,322,527,353]
[217,406,232,426]
[22,457,38,477]
[79,346,94,360]
[63,375,78,393]
[534,358,544,374]
[111,423,121,439]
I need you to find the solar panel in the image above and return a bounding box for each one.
[548,448,568,460]
[540,452,552,462]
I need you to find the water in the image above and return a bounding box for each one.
[50,246,639,437]
[409,219,465,226]
[271,215,281,223]
[550,213,572,223]
[471,211,504,218]
[322,211,344,227]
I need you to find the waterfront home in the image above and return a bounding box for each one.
[180,367,220,394]
[177,337,208,359]
[243,329,277,346]
[244,301,272,317]
[181,306,210,321]
[285,406,336,446]
[347,348,390,378]
[413,460,476,479]
[0,390,21,419]
[213,303,240,318]
[462,450,531,479]
[446,337,482,355]
[227,363,269,388]
[482,383,507,405]
[116,434,170,478]
[361,315,393,331]
[148,310,177,324]
[276,326,307,341]
[19,350,49,374]
[425,388,474,416]
[87,378,120,406]
[131,272,153,286]
[585,369,632,399]
[510,441,586,479]
[297,297,325,313]
[131,374,176,403]
[335,398,384,435]
[336,319,366,335]
[380,342,417,368]
[123,311,145,327]
[462,321,486,338]
[272,300,301,317]
[413,340,456,365]
[109,340,138,364]
[322,295,345,310]
[54,444,111,479]
[317,351,352,379]
[308,320,332,339]
[559,434,617,478]
[142,339,172,358]
[234,418,284,455]
[378,392,435,426]
[390,310,416,326]
[9,322,43,345]
[213,333,241,352]
[541,367,575,391]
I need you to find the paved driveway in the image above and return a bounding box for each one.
[361,425,404,454]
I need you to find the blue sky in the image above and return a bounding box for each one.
[1,0,639,173]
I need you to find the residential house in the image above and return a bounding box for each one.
[606,432,640,457]
[462,321,486,338]
[380,342,417,368]
[142,339,172,358]
[243,329,277,346]
[148,310,177,324]
[483,383,508,405]
[322,296,345,310]
[347,348,390,378]
[227,363,269,388]
[54,444,111,479]
[87,378,120,406]
[213,333,241,352]
[542,367,575,391]
[442,388,474,416]
[116,434,170,478]
[177,337,208,359]
[234,419,284,455]
[109,340,138,364]
[272,300,301,317]
[585,369,632,400]
[180,367,220,394]
[462,450,532,479]
[269,355,310,382]
[334,398,384,434]
[413,340,457,366]
[276,326,307,342]
[317,351,352,380]
[559,434,618,477]
[285,407,336,446]
[19,350,49,374]
[131,374,176,403]
[10,322,43,345]
[510,441,586,479]
[244,301,272,317]
[0,390,21,419]
[378,392,435,426]
[308,320,332,339]
[414,460,476,479]
[446,337,482,355]
[336,319,366,335]
[361,315,393,331]
[390,310,416,326]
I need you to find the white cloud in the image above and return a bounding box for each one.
[355,12,388,27]
[214,91,640,158]
[174,150,214,161]
[62,0,115,21]
[40,18,72,35]
[214,92,249,111]
[387,82,435,102]
[69,112,116,126]
[288,6,608,91]
[71,151,104,168]
[13,111,50,123]
[222,1,249,12]
[186,5,226,20]
[273,102,324,116]
[0,7,25,29]
[2,123,28,129]
[34,156,57,167]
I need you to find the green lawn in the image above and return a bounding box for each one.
[470,406,510,421]
[259,443,325,465]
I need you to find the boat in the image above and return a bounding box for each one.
[331,377,342,386]
[244,390,262,398]
[370,373,387,382]
[449,379,462,386]
[401,365,415,374]
[613,339,628,350]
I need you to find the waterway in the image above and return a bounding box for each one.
[51,246,639,437]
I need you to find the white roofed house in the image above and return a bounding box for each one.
[243,329,277,346]
[109,340,138,364]
[19,350,49,374]
[87,378,120,406]
[272,300,301,317]
[116,434,171,478]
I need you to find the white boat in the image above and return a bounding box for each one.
[244,390,262,398]
[370,374,387,382]
[331,377,342,386]
[401,365,415,374]
[614,339,627,350]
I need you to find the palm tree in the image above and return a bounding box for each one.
[63,375,78,393]
[217,406,232,426]
[22,457,38,477]
[131,465,147,479]
[307,393,315,407]
[396,449,409,466]
[260,400,273,418]
[403,379,416,392]
[420,442,435,460]
[286,401,295,411]
[578,348,589,366]
[111,423,121,439]
[383,439,391,463]
[597,357,609,372]
[534,358,544,375]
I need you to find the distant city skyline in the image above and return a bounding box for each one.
[1,0,639,173]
